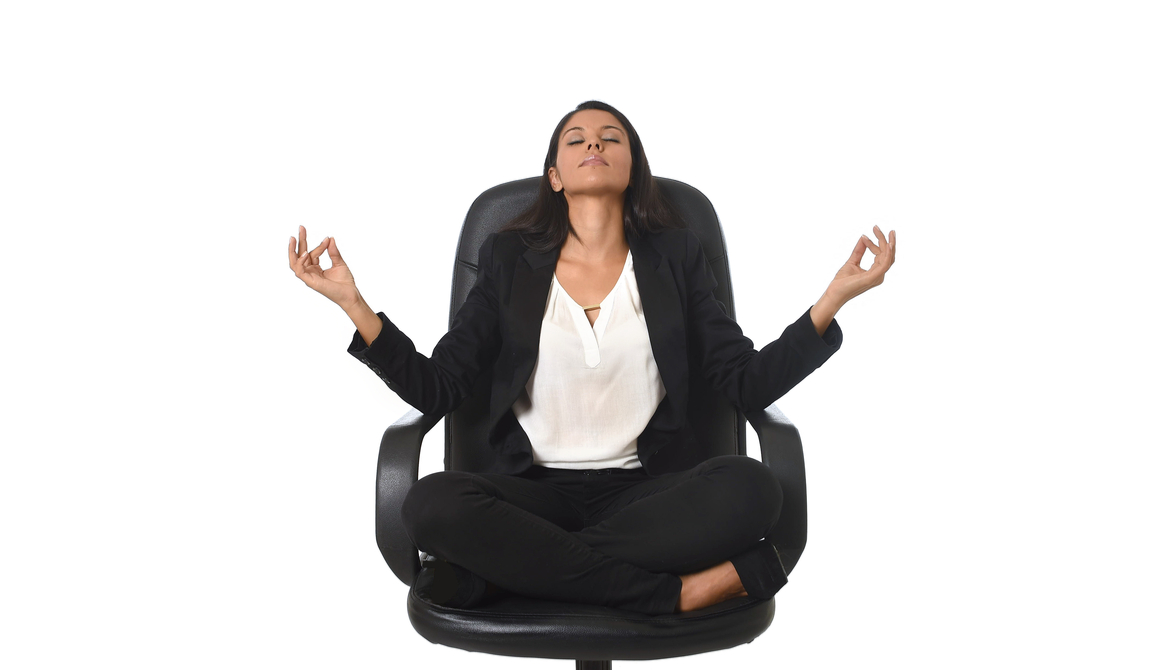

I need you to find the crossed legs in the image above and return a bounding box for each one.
[400,454,783,615]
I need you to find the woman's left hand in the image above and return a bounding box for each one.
[825,225,896,306]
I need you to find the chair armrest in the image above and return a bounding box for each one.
[375,408,443,587]
[744,403,808,575]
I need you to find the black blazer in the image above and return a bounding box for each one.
[348,227,843,477]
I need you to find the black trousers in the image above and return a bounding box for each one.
[400,453,784,615]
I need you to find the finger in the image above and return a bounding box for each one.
[295,237,314,272]
[846,236,867,266]
[873,225,888,249]
[290,237,310,275]
[299,225,308,257]
[862,235,880,256]
[293,248,308,276]
[291,246,315,284]
[889,230,896,260]
[308,237,329,264]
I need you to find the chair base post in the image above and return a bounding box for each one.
[576,661,611,670]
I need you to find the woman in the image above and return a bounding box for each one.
[288,100,896,615]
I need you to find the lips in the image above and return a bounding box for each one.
[580,155,608,166]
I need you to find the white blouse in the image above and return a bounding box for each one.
[512,249,667,470]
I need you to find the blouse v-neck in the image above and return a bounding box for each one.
[551,249,634,366]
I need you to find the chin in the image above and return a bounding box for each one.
[570,177,629,194]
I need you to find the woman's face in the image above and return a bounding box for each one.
[549,109,633,197]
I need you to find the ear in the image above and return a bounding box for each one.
[548,166,562,193]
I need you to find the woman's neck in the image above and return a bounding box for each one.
[562,193,628,262]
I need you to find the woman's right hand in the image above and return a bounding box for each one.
[288,225,360,308]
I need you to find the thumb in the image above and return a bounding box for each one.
[326,237,346,265]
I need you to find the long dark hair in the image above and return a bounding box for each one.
[499,100,685,254]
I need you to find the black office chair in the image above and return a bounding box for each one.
[374,177,809,669]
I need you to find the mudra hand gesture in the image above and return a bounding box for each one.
[288,225,360,308]
[827,225,896,305]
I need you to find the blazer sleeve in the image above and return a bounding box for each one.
[346,232,503,416]
[683,229,843,413]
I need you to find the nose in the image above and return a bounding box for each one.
[589,141,602,152]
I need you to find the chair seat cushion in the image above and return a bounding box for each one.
[406,576,776,661]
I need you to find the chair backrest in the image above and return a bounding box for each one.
[443,176,747,473]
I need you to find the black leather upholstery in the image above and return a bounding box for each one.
[373,177,809,663]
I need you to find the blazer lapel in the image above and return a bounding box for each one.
[490,244,557,423]
[629,233,688,414]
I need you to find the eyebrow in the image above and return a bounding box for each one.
[562,125,627,138]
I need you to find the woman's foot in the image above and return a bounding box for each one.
[675,559,748,612]
[417,558,505,609]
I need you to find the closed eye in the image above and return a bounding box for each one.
[567,138,621,145]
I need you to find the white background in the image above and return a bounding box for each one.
[3,1,1167,668]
